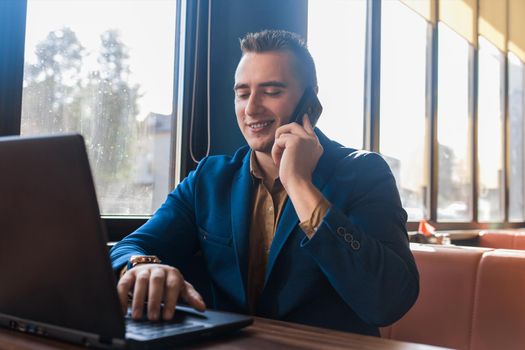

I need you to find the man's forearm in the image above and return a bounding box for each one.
[286,179,325,237]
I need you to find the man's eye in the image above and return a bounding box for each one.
[265,90,282,96]
[236,92,250,99]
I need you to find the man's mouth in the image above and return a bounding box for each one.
[248,120,274,130]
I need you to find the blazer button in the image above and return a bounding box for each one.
[343,232,360,250]
[336,227,346,236]
[202,232,207,240]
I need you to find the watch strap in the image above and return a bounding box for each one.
[127,255,162,270]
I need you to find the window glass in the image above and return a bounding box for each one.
[509,52,525,222]
[477,36,504,222]
[21,0,178,215]
[437,23,472,221]
[380,0,428,221]
[307,0,366,149]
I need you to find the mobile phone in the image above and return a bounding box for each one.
[290,86,323,126]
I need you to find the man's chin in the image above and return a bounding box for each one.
[249,141,274,154]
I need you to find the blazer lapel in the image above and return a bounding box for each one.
[264,197,298,286]
[230,151,253,309]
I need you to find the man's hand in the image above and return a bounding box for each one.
[117,264,206,321]
[271,114,323,189]
[271,115,325,224]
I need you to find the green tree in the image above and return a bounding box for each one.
[86,29,140,185]
[22,27,85,133]
[22,27,142,212]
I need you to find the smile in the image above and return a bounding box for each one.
[248,120,274,130]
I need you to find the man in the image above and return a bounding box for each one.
[110,30,418,336]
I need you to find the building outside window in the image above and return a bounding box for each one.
[437,22,472,222]
[509,52,525,222]
[379,0,428,221]
[477,36,504,222]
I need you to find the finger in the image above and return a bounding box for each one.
[162,269,184,320]
[271,136,285,167]
[273,133,303,166]
[181,281,206,312]
[117,272,135,315]
[131,269,150,319]
[147,268,165,321]
[274,125,289,141]
[302,114,314,134]
[275,121,306,139]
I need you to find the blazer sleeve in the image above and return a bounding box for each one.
[300,152,419,327]
[109,158,209,272]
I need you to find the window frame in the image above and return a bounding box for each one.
[3,0,525,237]
[1,0,187,241]
[370,0,525,231]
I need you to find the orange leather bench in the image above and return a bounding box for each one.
[477,230,525,250]
[380,244,525,350]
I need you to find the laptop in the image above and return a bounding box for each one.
[0,134,252,349]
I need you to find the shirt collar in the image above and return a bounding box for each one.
[249,151,282,190]
[249,150,265,180]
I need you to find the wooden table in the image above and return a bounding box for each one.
[0,317,449,350]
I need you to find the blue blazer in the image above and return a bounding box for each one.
[110,129,419,336]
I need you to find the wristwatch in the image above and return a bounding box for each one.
[127,255,161,269]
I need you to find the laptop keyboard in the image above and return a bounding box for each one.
[125,319,206,339]
[123,304,216,340]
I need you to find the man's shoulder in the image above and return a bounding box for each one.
[319,132,385,166]
[318,131,392,179]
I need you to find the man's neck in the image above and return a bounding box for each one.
[253,150,279,187]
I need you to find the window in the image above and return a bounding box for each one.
[380,0,428,221]
[307,0,366,149]
[21,0,179,215]
[437,23,472,222]
[509,52,525,222]
[477,36,504,222]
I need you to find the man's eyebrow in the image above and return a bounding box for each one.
[259,81,287,88]
[233,81,288,90]
[233,83,248,90]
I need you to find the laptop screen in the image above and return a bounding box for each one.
[0,134,125,340]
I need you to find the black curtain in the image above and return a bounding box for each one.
[0,0,27,136]
[180,0,308,176]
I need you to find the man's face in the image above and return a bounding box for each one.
[234,51,304,154]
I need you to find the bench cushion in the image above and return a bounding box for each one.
[478,230,525,250]
[385,245,491,349]
[470,250,525,350]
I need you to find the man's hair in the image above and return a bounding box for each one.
[239,29,318,88]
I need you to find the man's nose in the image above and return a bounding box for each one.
[245,93,264,116]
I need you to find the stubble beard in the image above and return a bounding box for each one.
[249,136,274,155]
